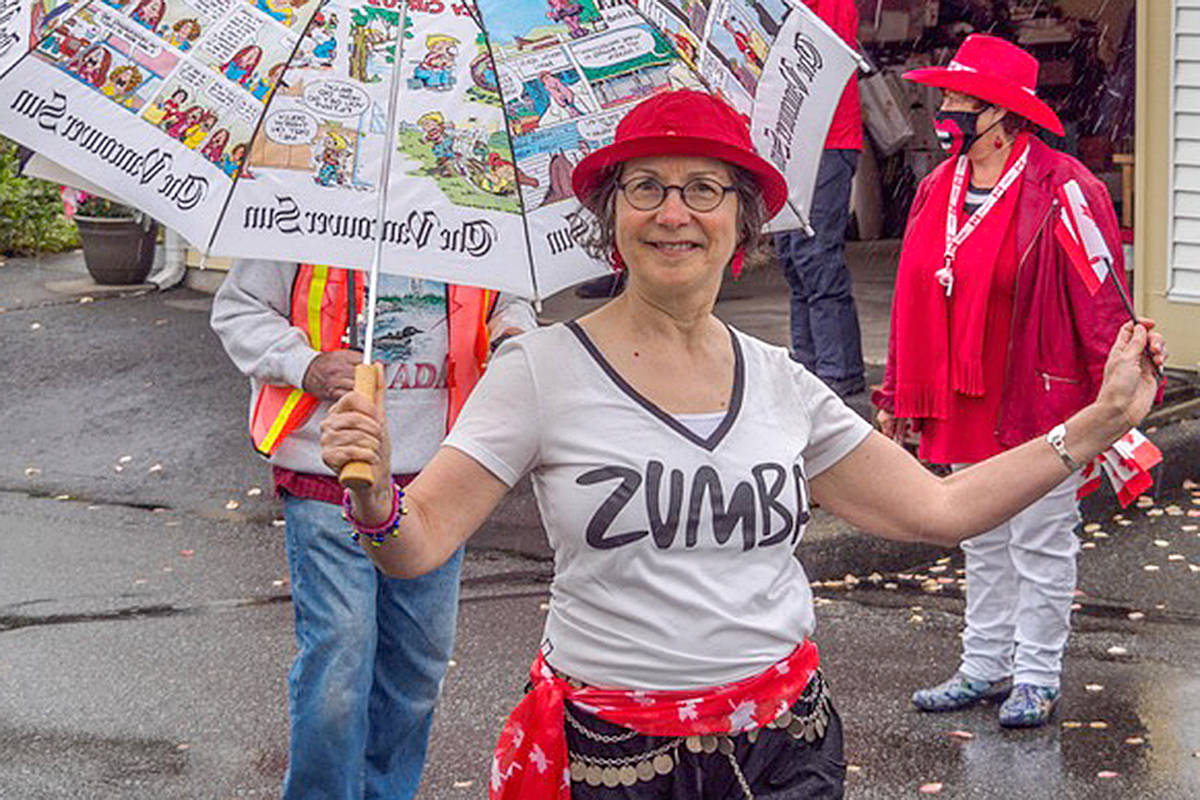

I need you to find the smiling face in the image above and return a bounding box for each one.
[614,155,738,294]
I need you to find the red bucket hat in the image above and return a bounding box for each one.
[571,89,789,219]
[902,34,1064,137]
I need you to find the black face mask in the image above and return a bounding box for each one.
[934,108,1001,157]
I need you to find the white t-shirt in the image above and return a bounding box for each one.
[444,322,872,690]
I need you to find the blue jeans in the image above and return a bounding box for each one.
[281,495,463,800]
[774,150,864,389]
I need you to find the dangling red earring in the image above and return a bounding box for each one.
[610,247,626,272]
[730,248,745,279]
[994,136,1004,149]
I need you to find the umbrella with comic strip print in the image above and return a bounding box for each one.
[0,0,861,485]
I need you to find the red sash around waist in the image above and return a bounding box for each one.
[489,639,821,799]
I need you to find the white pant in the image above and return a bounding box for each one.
[957,469,1082,689]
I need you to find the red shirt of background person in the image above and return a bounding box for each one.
[805,0,862,150]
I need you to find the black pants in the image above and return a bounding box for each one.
[566,684,846,799]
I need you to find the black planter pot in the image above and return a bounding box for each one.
[74,216,158,285]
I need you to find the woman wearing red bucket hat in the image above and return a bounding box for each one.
[321,88,1162,797]
[874,35,1141,728]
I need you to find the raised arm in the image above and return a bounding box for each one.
[814,321,1165,545]
[320,385,509,577]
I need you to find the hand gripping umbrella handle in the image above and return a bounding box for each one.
[339,363,383,491]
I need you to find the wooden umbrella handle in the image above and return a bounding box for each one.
[338,363,382,491]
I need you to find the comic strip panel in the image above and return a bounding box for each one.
[390,3,517,214]
[289,2,338,72]
[98,0,242,54]
[244,0,317,29]
[33,4,177,112]
[702,0,789,97]
[250,75,376,192]
[193,6,298,101]
[638,0,705,68]
[141,59,260,176]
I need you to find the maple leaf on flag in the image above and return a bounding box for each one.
[1077,428,1163,507]
[1054,180,1113,295]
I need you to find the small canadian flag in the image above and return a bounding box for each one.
[1077,428,1163,507]
[1054,179,1113,295]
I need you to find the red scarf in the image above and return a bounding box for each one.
[489,640,820,799]
[893,136,1028,419]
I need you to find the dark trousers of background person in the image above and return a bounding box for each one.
[774,149,864,397]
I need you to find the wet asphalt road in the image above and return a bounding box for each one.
[1,253,1199,798]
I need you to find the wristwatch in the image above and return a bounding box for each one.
[1045,423,1080,472]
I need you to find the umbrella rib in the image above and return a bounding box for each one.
[470,2,543,303]
[361,0,416,364]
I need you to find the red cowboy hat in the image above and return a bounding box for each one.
[902,34,1065,137]
[571,89,788,219]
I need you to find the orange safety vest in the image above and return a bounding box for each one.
[250,264,496,456]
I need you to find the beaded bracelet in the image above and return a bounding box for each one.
[341,481,406,547]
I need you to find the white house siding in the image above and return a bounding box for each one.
[1171,0,1200,299]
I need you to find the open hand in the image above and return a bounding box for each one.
[1095,319,1167,429]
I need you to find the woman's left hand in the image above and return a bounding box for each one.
[1094,319,1167,429]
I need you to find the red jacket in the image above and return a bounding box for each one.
[876,137,1128,447]
[805,0,862,150]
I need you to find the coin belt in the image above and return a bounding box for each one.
[566,670,832,795]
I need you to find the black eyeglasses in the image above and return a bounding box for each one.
[618,176,736,212]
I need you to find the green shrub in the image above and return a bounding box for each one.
[0,136,80,256]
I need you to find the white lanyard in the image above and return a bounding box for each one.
[935,145,1029,297]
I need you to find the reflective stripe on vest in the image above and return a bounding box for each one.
[250,265,361,456]
[250,266,492,456]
